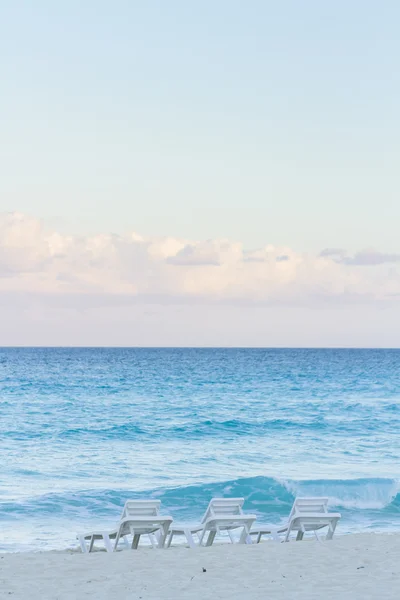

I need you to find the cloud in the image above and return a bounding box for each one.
[166,241,223,266]
[342,250,400,266]
[0,212,400,308]
[320,247,400,266]
[319,248,347,259]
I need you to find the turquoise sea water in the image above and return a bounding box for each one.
[1,347,400,551]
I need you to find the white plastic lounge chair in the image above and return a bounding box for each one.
[77,500,173,553]
[250,497,341,543]
[166,498,256,548]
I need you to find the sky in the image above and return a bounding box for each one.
[1,1,400,346]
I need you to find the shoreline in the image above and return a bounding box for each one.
[2,528,400,554]
[1,532,399,599]
[2,527,400,555]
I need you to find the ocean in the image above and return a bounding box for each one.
[1,347,400,552]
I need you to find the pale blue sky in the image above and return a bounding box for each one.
[1,0,399,252]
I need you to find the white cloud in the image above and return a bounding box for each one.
[320,247,400,266]
[0,212,400,307]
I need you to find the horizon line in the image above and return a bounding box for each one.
[1,346,399,350]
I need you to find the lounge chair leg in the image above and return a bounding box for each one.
[227,530,235,544]
[78,536,88,553]
[153,529,163,547]
[131,533,141,549]
[166,532,173,548]
[326,522,336,540]
[239,526,251,545]
[185,530,197,549]
[158,524,169,549]
[148,533,158,549]
[88,536,95,553]
[284,527,291,543]
[205,530,216,547]
[104,534,114,553]
[113,531,122,552]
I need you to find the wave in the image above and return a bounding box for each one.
[6,414,396,441]
[3,476,400,523]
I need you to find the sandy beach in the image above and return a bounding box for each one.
[0,533,399,599]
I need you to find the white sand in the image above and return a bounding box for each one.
[0,533,399,599]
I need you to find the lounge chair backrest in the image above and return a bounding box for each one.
[121,500,161,519]
[289,497,329,520]
[202,498,245,523]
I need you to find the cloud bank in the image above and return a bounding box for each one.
[1,212,400,308]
